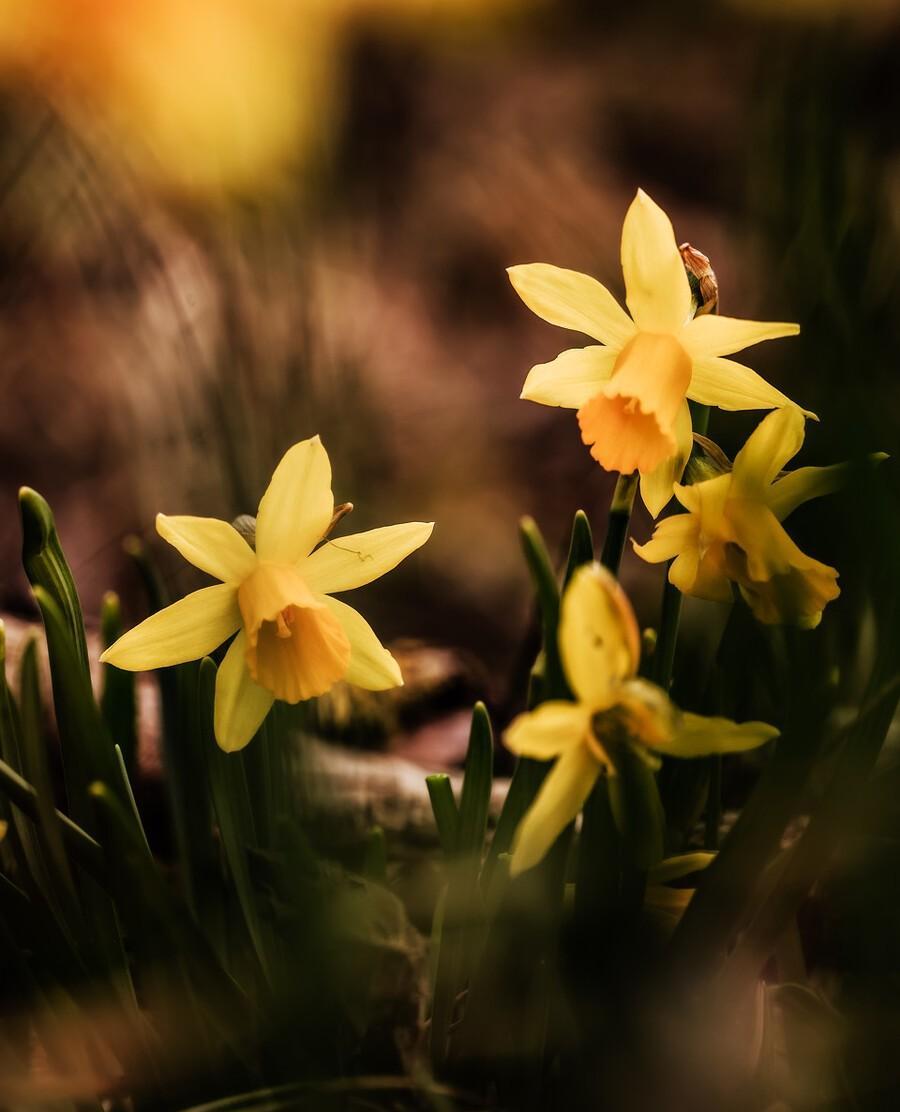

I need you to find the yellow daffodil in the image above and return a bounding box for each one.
[508,189,808,517]
[633,406,845,628]
[101,436,433,752]
[505,563,777,875]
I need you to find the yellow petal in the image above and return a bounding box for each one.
[668,548,700,595]
[731,405,806,496]
[156,514,257,583]
[578,333,692,475]
[507,263,635,348]
[620,188,692,333]
[255,436,334,564]
[687,355,814,416]
[213,632,274,753]
[509,743,600,877]
[638,400,693,517]
[559,563,640,706]
[520,346,618,409]
[504,701,590,760]
[99,584,240,671]
[657,711,778,758]
[632,512,698,564]
[673,471,731,521]
[302,522,433,595]
[238,563,349,703]
[767,462,850,521]
[680,314,800,358]
[724,501,840,628]
[321,596,402,690]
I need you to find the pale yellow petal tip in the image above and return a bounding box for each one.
[631,538,652,561]
[506,263,539,292]
[98,648,111,665]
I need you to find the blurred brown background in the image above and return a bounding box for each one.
[1,0,898,709]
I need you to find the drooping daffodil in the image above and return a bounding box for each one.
[101,436,433,751]
[633,405,852,628]
[508,188,809,517]
[505,563,777,876]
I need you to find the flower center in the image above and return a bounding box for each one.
[577,332,692,475]
[237,562,351,704]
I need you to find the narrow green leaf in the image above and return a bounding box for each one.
[31,588,122,832]
[88,780,257,1073]
[519,517,569,700]
[19,487,90,677]
[0,758,104,880]
[456,702,493,859]
[563,509,594,588]
[426,774,459,856]
[19,635,82,924]
[0,623,49,893]
[482,757,547,886]
[115,745,150,853]
[100,592,138,774]
[199,657,271,982]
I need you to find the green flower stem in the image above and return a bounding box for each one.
[651,578,684,693]
[599,472,639,575]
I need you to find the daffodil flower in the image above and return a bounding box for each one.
[505,563,777,876]
[101,436,433,751]
[508,189,808,517]
[633,406,845,628]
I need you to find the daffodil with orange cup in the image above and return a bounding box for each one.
[102,436,433,751]
[508,189,810,516]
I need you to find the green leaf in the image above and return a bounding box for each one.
[429,703,495,1072]
[31,588,121,833]
[482,757,548,887]
[19,487,90,677]
[126,536,216,917]
[456,702,493,859]
[0,623,49,895]
[519,517,569,701]
[18,634,82,927]
[199,657,271,982]
[89,780,257,1080]
[426,774,459,856]
[563,510,594,588]
[0,758,104,880]
[100,592,138,775]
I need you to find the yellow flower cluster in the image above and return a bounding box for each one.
[510,188,852,628]
[502,189,882,871]
[102,185,874,880]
